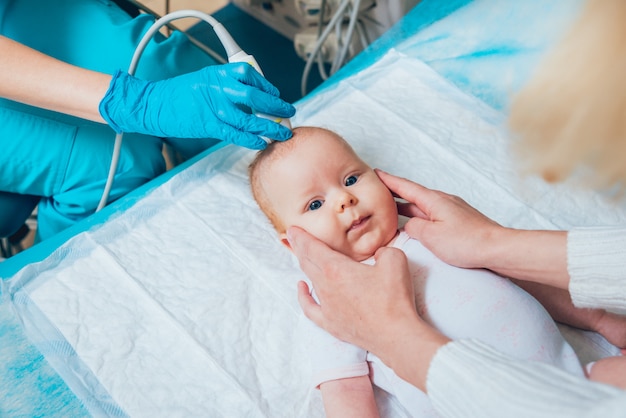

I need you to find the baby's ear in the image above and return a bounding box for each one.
[279,232,292,251]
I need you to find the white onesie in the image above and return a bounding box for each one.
[304,230,584,416]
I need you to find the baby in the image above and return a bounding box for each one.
[248,126,620,416]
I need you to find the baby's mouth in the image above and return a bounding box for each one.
[348,216,371,232]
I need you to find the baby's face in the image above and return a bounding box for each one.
[265,130,398,261]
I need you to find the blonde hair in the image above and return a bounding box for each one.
[248,126,357,232]
[509,0,626,192]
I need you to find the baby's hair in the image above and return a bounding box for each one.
[248,126,356,232]
[248,134,296,232]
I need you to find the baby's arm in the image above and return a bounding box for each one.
[320,375,379,418]
[587,356,626,390]
[512,280,626,349]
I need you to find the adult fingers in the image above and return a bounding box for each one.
[373,246,414,293]
[226,63,296,117]
[373,245,409,270]
[376,169,437,216]
[246,88,296,119]
[206,122,268,149]
[287,226,354,284]
[231,111,293,142]
[397,201,429,220]
[226,62,281,96]
[296,281,324,326]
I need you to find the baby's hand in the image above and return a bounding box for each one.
[594,310,626,349]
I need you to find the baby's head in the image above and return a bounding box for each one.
[249,126,398,261]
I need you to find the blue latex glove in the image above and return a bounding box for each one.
[99,63,296,149]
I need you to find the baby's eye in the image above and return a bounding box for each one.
[345,175,358,186]
[308,200,323,211]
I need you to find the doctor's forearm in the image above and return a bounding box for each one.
[0,35,109,123]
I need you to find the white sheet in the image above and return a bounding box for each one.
[7,50,626,417]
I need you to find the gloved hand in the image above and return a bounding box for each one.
[99,63,296,149]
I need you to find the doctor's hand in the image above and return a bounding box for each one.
[99,62,296,149]
[289,226,449,392]
[376,169,502,270]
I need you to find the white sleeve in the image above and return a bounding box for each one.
[304,291,369,389]
[568,226,626,314]
[427,339,626,418]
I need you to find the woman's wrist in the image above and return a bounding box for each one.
[480,227,569,288]
[377,314,451,393]
[471,223,511,269]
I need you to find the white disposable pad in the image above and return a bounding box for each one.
[7,50,626,417]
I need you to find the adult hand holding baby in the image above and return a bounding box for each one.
[376,169,501,270]
[289,225,450,392]
[377,169,570,290]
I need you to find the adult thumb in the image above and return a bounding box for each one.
[402,216,432,242]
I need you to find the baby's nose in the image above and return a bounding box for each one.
[337,192,358,211]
